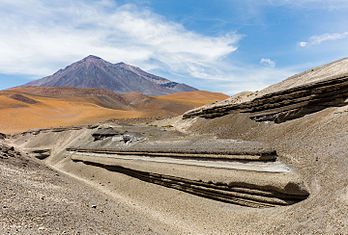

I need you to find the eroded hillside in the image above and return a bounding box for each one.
[1,58,348,234]
[0,87,228,134]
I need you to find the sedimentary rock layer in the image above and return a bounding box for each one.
[67,147,276,162]
[71,155,308,208]
[183,74,348,123]
[66,137,308,208]
[80,139,276,157]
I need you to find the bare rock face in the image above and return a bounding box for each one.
[67,137,309,208]
[24,55,197,96]
[184,58,348,123]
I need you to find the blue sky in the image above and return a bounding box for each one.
[0,0,347,94]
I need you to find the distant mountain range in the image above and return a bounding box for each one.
[24,55,197,96]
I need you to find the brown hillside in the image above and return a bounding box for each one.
[0,91,142,134]
[0,88,227,133]
[157,90,229,105]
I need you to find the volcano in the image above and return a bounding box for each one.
[24,55,197,96]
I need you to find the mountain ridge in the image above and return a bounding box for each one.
[24,55,197,96]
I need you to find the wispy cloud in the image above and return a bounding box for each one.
[299,32,348,47]
[259,58,276,68]
[0,0,240,79]
[216,66,296,94]
[0,0,309,95]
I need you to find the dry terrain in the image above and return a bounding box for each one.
[1,58,348,234]
[0,91,142,134]
[0,141,180,234]
[0,87,228,134]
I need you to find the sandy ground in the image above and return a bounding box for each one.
[0,121,326,234]
[1,90,347,234]
[2,58,348,234]
[187,108,348,233]
[0,142,183,235]
[0,89,228,134]
[0,94,144,134]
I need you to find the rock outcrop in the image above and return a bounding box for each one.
[69,139,277,161]
[0,144,21,159]
[184,73,348,123]
[92,128,124,141]
[72,157,308,208]
[67,138,309,208]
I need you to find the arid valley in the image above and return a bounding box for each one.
[1,56,348,234]
[1,1,348,234]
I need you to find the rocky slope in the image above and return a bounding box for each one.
[24,55,197,96]
[3,57,348,234]
[0,140,178,234]
[184,58,348,123]
[260,57,348,95]
[7,109,347,233]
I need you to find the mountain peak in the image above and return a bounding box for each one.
[78,55,111,67]
[115,62,126,65]
[23,56,197,96]
[83,55,102,60]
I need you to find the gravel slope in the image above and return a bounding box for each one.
[0,142,180,235]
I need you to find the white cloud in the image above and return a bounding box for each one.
[0,0,240,80]
[298,41,308,47]
[0,0,303,95]
[218,66,296,95]
[259,58,276,68]
[299,32,348,47]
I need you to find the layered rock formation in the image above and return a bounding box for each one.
[71,155,308,208]
[67,137,308,208]
[5,57,348,234]
[184,58,348,123]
